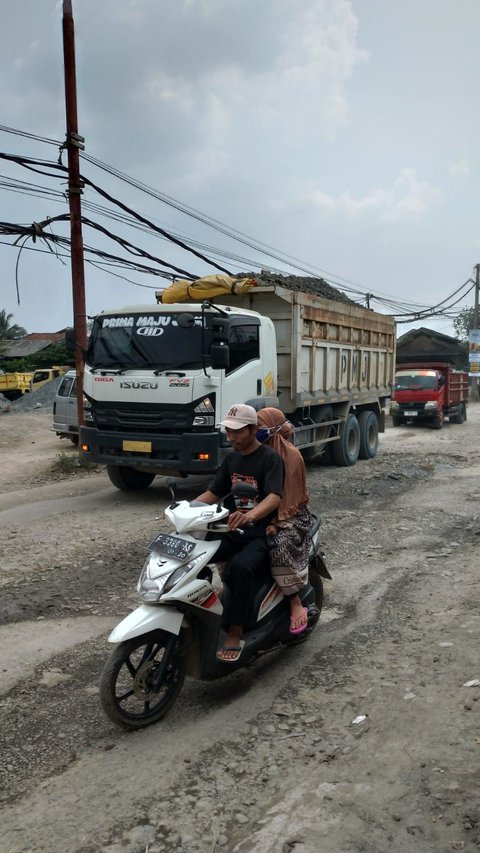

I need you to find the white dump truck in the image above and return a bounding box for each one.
[75,274,395,490]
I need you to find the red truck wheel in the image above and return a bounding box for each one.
[450,403,466,425]
[432,409,444,430]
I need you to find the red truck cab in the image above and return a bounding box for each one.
[390,362,468,429]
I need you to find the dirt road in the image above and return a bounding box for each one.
[1,409,479,852]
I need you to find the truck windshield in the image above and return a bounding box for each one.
[395,374,437,391]
[86,313,212,371]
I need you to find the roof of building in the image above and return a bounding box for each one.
[3,331,66,359]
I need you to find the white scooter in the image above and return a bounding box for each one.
[100,480,331,729]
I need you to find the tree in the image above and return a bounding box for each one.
[453,307,475,343]
[0,310,27,342]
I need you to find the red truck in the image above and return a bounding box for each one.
[390,362,468,429]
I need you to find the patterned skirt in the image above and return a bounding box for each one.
[269,504,312,596]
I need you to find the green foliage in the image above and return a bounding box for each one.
[50,450,101,478]
[453,307,475,343]
[0,310,27,342]
[0,343,74,373]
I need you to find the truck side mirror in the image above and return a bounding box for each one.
[211,316,231,343]
[64,327,76,353]
[211,343,230,370]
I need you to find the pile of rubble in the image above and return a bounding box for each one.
[0,376,64,415]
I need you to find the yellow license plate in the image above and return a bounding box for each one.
[122,440,152,453]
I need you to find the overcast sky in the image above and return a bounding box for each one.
[0,0,479,337]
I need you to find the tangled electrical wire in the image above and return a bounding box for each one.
[0,123,476,324]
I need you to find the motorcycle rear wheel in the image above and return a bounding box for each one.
[100,630,186,730]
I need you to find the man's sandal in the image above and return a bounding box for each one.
[216,640,245,662]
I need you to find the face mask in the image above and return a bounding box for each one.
[256,425,282,443]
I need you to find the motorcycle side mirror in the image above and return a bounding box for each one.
[231,483,259,500]
[166,477,178,508]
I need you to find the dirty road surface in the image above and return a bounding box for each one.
[0,408,479,852]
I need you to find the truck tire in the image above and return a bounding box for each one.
[431,409,444,430]
[450,402,466,425]
[332,413,360,467]
[392,415,402,427]
[358,410,379,459]
[107,465,155,491]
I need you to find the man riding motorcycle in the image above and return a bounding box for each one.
[194,403,284,662]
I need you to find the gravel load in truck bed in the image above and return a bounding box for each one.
[242,270,358,306]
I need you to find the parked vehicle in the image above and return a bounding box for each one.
[390,362,468,429]
[71,275,395,490]
[99,479,330,729]
[0,366,68,401]
[0,371,34,401]
[52,370,79,443]
[30,366,68,393]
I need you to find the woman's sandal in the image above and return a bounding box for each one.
[289,607,308,636]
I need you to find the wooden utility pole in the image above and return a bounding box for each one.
[471,263,480,402]
[62,0,87,429]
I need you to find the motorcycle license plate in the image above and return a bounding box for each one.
[404,411,417,416]
[149,533,196,560]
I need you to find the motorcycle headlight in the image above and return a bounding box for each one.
[163,555,205,593]
[137,553,169,602]
[424,400,438,410]
[193,397,215,427]
[138,553,205,602]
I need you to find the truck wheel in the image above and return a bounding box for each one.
[332,413,360,467]
[453,403,466,424]
[392,416,402,427]
[107,465,155,491]
[432,409,444,430]
[358,411,379,459]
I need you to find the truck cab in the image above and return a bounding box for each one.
[78,303,278,487]
[390,363,468,429]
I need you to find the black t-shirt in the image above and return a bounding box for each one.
[209,444,284,538]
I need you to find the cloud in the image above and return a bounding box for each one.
[449,159,471,178]
[303,168,443,222]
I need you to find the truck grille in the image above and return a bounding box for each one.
[92,403,194,433]
[398,402,425,412]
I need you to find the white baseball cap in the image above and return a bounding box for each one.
[219,404,258,430]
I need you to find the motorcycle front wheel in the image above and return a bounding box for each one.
[100,629,186,730]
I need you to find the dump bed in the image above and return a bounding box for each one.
[0,372,33,394]
[214,282,396,411]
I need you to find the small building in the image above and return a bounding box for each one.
[396,327,467,369]
[2,331,67,361]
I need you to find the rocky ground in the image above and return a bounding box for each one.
[0,407,479,853]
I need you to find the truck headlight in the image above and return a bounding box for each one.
[193,397,215,427]
[390,401,399,412]
[424,401,438,410]
[83,394,94,422]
